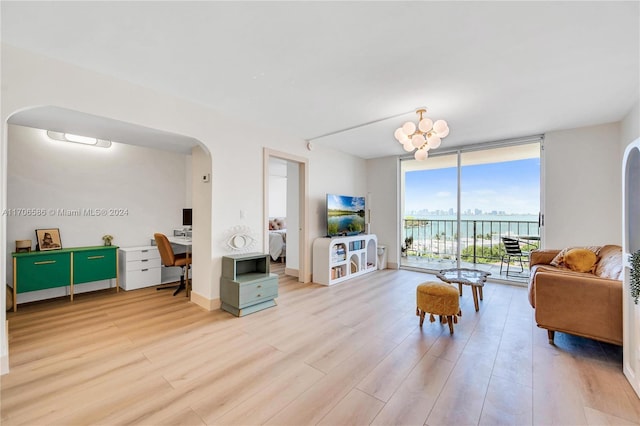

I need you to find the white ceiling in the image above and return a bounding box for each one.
[2,1,639,158]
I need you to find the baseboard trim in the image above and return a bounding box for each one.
[284,267,299,277]
[190,291,220,311]
[1,353,8,375]
[1,320,8,375]
[388,261,399,269]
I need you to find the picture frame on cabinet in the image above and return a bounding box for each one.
[35,228,62,251]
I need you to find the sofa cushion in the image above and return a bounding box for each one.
[528,264,602,308]
[595,244,623,280]
[550,246,600,268]
[563,248,598,273]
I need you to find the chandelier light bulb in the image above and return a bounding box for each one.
[402,121,416,135]
[427,134,442,149]
[414,148,429,161]
[436,127,450,138]
[411,134,425,149]
[394,128,405,142]
[433,119,448,134]
[402,141,414,152]
[418,118,433,133]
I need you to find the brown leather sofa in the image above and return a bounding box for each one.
[528,245,623,345]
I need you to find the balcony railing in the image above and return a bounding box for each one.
[402,218,539,264]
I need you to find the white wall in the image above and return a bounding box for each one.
[190,145,213,309]
[621,101,640,149]
[6,124,189,303]
[543,122,622,248]
[365,156,399,268]
[0,44,367,373]
[307,146,368,243]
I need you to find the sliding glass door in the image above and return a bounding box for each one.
[401,153,459,268]
[401,140,541,283]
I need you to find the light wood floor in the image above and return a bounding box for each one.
[2,268,640,425]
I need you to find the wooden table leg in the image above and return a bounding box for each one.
[472,287,479,312]
[479,286,483,301]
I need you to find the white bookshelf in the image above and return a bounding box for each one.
[312,234,377,285]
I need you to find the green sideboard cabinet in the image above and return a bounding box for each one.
[220,253,278,317]
[12,246,119,311]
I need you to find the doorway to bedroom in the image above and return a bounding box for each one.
[264,149,309,283]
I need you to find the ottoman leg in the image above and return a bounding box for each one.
[419,310,425,327]
[447,316,455,334]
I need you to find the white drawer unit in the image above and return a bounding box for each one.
[118,246,162,290]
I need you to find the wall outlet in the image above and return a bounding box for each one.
[202,173,210,182]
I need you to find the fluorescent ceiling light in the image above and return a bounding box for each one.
[64,133,97,145]
[47,130,112,148]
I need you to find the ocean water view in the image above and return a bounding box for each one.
[402,214,540,259]
[404,214,539,237]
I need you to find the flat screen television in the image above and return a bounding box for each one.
[182,208,192,227]
[326,194,366,237]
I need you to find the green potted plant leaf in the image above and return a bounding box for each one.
[102,234,114,246]
[630,249,640,305]
[401,236,413,257]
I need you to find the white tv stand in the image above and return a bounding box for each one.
[313,234,377,285]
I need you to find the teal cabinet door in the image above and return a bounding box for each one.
[16,252,71,293]
[73,248,117,284]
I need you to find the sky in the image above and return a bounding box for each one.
[405,158,540,215]
[328,194,365,212]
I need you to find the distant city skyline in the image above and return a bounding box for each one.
[404,158,540,215]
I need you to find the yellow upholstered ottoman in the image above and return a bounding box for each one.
[416,281,461,334]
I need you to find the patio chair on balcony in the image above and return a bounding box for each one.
[500,237,529,276]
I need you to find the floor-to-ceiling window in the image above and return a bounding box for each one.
[401,139,541,283]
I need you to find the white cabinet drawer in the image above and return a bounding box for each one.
[126,258,161,271]
[125,248,160,261]
[118,246,163,291]
[121,267,161,291]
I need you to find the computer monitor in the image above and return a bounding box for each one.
[182,208,192,227]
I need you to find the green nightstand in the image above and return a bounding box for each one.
[220,253,278,316]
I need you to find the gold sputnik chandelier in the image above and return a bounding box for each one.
[393,108,450,160]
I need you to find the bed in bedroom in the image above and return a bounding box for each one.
[268,218,287,262]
